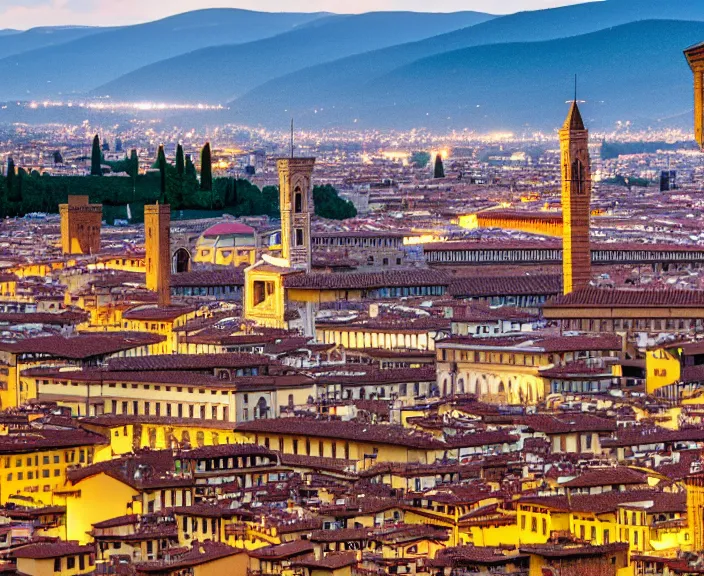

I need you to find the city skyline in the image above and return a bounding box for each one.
[1,0,601,30]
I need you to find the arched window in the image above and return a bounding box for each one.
[255,397,269,419]
[288,394,294,408]
[571,159,585,194]
[359,387,366,400]
[294,186,303,213]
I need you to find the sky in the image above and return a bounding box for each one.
[1,0,601,30]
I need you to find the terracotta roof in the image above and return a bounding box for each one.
[438,333,622,353]
[0,311,89,325]
[429,546,527,567]
[283,270,449,290]
[601,426,704,447]
[179,443,276,461]
[122,305,195,321]
[278,453,356,473]
[521,414,616,434]
[546,287,704,308]
[561,467,648,488]
[518,490,673,515]
[0,429,108,454]
[67,450,192,490]
[0,332,164,359]
[92,515,139,529]
[171,269,245,287]
[79,414,235,430]
[520,543,629,559]
[291,551,357,570]
[450,304,538,323]
[248,540,315,560]
[107,353,271,371]
[13,541,93,559]
[237,418,443,449]
[135,541,243,572]
[449,275,562,298]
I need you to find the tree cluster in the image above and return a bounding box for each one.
[312,184,357,220]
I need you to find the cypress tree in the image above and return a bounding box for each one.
[16,167,26,203]
[129,149,138,178]
[176,143,185,176]
[434,154,445,179]
[91,134,102,176]
[157,144,167,200]
[185,154,196,178]
[6,158,15,197]
[200,142,212,192]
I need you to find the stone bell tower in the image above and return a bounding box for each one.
[560,101,592,295]
[144,204,171,307]
[685,42,704,149]
[279,157,315,271]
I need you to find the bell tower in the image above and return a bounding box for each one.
[560,100,592,295]
[279,157,315,271]
[685,42,704,149]
[244,156,316,332]
[144,203,171,307]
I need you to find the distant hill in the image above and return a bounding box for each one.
[0,26,108,59]
[229,0,704,128]
[93,11,495,103]
[232,19,704,131]
[0,9,329,101]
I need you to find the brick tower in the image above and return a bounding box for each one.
[685,42,704,149]
[278,157,315,272]
[144,204,171,307]
[560,101,592,295]
[59,195,102,255]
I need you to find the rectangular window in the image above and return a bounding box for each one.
[295,228,304,246]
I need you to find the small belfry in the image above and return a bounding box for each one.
[59,195,102,255]
[685,41,704,149]
[144,203,171,307]
[560,99,592,295]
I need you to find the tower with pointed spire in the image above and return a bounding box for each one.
[685,42,704,149]
[560,100,592,294]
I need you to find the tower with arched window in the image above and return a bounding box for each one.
[559,101,592,294]
[244,156,316,331]
[279,157,315,271]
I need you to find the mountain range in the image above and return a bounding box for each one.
[0,9,329,100]
[93,11,495,103]
[0,0,703,130]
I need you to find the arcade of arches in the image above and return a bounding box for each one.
[436,368,545,405]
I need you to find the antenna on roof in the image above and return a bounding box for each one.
[290,118,294,159]
[574,74,577,103]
